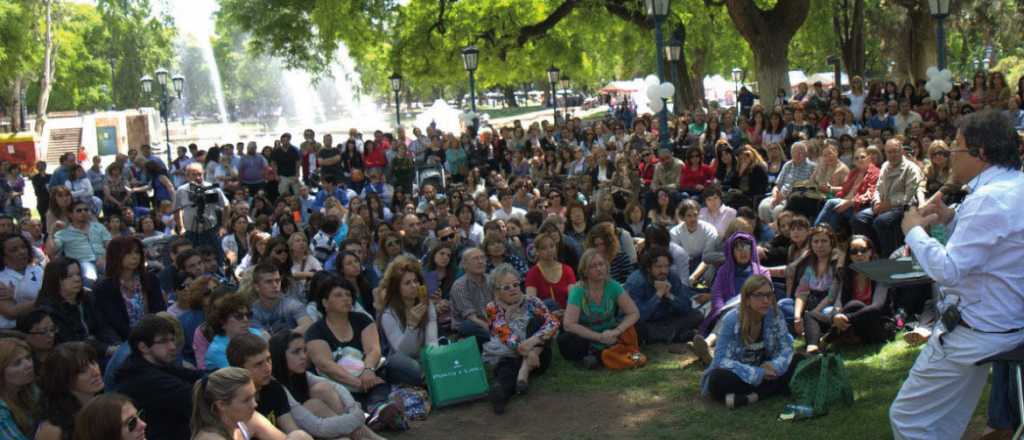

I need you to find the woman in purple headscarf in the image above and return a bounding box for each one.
[690,231,770,364]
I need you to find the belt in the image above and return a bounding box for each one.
[959,319,1024,334]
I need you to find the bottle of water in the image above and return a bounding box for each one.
[930,223,947,245]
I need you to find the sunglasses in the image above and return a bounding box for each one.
[231,311,252,321]
[497,281,521,292]
[386,240,400,246]
[849,247,871,256]
[73,208,90,213]
[438,234,455,242]
[124,410,144,431]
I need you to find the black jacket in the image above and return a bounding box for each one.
[113,353,203,440]
[37,294,109,355]
[92,272,166,345]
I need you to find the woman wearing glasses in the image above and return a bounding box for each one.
[483,264,559,414]
[825,235,894,345]
[35,342,105,440]
[701,275,795,409]
[73,393,146,440]
[202,293,266,370]
[813,147,879,232]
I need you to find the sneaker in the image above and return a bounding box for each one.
[367,403,405,431]
[691,334,713,365]
[582,354,601,370]
[515,379,529,395]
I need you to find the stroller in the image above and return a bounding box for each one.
[414,163,447,195]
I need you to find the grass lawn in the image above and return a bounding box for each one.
[481,105,546,120]
[408,334,995,439]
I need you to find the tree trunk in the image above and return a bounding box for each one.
[669,26,698,113]
[36,0,55,135]
[689,43,708,110]
[834,0,866,78]
[7,79,24,133]
[893,0,937,82]
[502,85,519,108]
[724,0,810,111]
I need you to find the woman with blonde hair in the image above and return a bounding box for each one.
[923,140,952,199]
[762,143,786,186]
[701,275,796,409]
[557,249,640,368]
[46,186,74,235]
[377,256,438,364]
[525,231,578,313]
[0,338,37,440]
[190,367,310,440]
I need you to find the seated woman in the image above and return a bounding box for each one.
[787,225,842,353]
[190,367,311,440]
[15,310,56,364]
[0,338,37,440]
[269,331,385,440]
[34,258,107,356]
[93,236,166,348]
[825,235,895,345]
[304,277,406,416]
[35,341,105,440]
[524,232,577,314]
[72,393,147,440]
[0,234,45,331]
[692,231,770,364]
[202,293,266,370]
[483,264,559,414]
[377,256,438,376]
[701,275,796,408]
[584,222,637,285]
[482,235,529,276]
[814,147,878,232]
[557,249,641,369]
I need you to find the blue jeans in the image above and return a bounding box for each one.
[778,298,796,332]
[815,198,854,230]
[988,361,1021,430]
[456,319,491,349]
[851,206,906,257]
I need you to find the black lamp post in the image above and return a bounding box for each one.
[390,73,403,128]
[731,67,743,114]
[559,75,570,119]
[665,33,681,115]
[546,65,560,122]
[140,67,184,166]
[644,0,671,151]
[461,45,480,132]
[928,0,951,70]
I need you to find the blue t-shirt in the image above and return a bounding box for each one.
[205,327,264,370]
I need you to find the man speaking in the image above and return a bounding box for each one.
[890,110,1024,439]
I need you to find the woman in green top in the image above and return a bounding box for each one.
[557,249,640,369]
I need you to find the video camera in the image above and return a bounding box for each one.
[188,182,221,205]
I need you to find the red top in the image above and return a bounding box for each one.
[836,164,879,209]
[679,163,714,190]
[853,278,873,304]
[524,263,577,310]
[363,146,388,169]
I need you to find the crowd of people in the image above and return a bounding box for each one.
[0,71,1022,440]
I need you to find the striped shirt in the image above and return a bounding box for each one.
[775,159,816,195]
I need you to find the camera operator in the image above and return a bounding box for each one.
[173,163,228,264]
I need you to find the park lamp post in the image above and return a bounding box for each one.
[461,45,480,133]
[559,75,570,119]
[928,0,951,70]
[665,34,681,115]
[983,57,991,71]
[546,65,560,123]
[389,73,403,128]
[140,68,184,166]
[731,67,743,114]
[645,0,671,151]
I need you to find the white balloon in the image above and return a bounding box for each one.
[925,83,942,101]
[649,99,664,113]
[645,75,661,88]
[926,66,940,79]
[647,84,661,102]
[939,80,953,93]
[659,82,675,99]
[940,69,953,81]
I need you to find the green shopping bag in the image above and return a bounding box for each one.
[788,353,855,416]
[420,338,489,408]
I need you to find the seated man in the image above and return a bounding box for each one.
[250,262,313,335]
[850,138,924,257]
[46,200,112,285]
[450,247,492,347]
[757,141,815,224]
[113,315,203,440]
[227,333,319,438]
[624,245,703,344]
